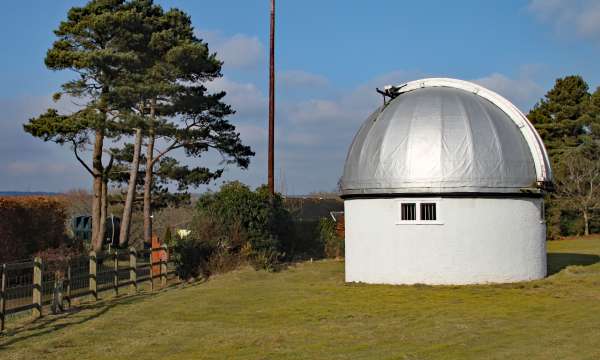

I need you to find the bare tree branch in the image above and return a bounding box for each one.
[72,140,94,176]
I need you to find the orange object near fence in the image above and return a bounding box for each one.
[151,235,167,277]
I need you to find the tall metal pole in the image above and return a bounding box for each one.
[268,0,276,196]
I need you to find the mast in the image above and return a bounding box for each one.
[268,0,275,196]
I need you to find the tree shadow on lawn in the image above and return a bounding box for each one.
[547,252,600,275]
[0,292,157,350]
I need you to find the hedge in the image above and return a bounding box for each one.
[0,196,67,263]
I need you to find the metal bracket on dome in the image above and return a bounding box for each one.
[376,84,407,105]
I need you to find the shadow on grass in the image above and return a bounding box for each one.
[0,292,157,349]
[547,253,600,275]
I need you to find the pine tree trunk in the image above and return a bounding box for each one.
[99,176,108,247]
[143,129,155,245]
[119,128,143,247]
[583,209,590,236]
[91,129,105,251]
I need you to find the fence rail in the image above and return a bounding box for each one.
[0,245,177,333]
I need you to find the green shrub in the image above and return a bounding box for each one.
[248,245,284,272]
[287,220,324,260]
[196,182,292,255]
[173,182,293,278]
[318,217,344,259]
[172,235,214,280]
[172,212,231,279]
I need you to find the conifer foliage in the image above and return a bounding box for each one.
[528,75,600,237]
[24,0,253,250]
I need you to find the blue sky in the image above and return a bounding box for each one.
[1,0,600,194]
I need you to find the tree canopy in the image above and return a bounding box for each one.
[24,0,253,250]
[528,75,598,158]
[23,0,151,250]
[529,75,600,237]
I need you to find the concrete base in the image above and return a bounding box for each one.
[344,197,546,285]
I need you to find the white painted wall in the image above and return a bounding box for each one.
[344,197,546,285]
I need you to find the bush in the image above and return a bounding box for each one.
[172,182,293,279]
[287,220,323,260]
[196,182,291,263]
[172,213,247,279]
[196,182,292,254]
[318,217,344,259]
[0,196,68,263]
[248,246,284,272]
[171,235,214,280]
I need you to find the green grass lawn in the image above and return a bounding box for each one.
[2,238,600,359]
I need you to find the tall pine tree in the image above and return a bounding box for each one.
[528,75,600,237]
[24,0,147,250]
[25,0,253,248]
[119,6,254,244]
[528,75,592,159]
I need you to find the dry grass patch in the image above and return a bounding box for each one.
[2,238,600,359]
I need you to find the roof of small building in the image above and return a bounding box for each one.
[341,78,552,196]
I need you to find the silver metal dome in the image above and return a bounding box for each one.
[341,78,552,195]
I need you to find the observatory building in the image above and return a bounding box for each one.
[340,78,553,285]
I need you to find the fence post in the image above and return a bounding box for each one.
[113,250,119,297]
[1,264,6,332]
[89,251,97,301]
[161,245,167,288]
[150,249,155,292]
[66,262,71,308]
[32,257,42,319]
[129,248,137,295]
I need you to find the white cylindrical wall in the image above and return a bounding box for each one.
[344,197,546,285]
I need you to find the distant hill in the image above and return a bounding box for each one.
[0,191,60,196]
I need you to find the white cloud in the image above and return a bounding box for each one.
[196,29,264,69]
[287,99,346,124]
[0,67,546,194]
[5,161,70,175]
[207,77,267,118]
[0,96,90,191]
[529,0,600,41]
[236,124,267,144]
[283,132,320,146]
[280,70,329,89]
[217,34,264,69]
[213,69,545,193]
[472,72,543,111]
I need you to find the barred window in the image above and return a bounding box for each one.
[420,203,437,221]
[401,203,416,221]
[397,199,442,225]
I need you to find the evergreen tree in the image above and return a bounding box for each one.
[582,86,600,140]
[120,7,254,244]
[528,75,600,237]
[107,0,168,249]
[528,75,592,159]
[24,1,251,249]
[96,2,254,246]
[24,0,146,250]
[109,144,214,216]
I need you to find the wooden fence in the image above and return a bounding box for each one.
[0,246,176,332]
